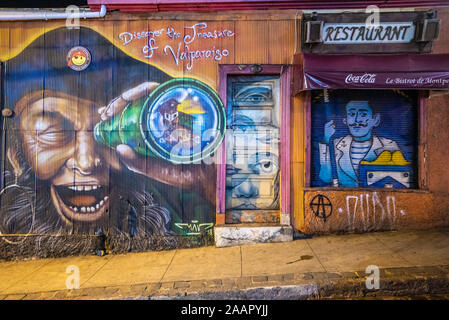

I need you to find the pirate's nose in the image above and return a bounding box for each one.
[67,132,101,174]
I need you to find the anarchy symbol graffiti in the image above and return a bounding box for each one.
[310,194,333,222]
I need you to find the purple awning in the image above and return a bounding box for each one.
[294,53,449,92]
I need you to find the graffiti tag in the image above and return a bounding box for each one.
[341,192,406,230]
[175,220,214,236]
[310,194,333,222]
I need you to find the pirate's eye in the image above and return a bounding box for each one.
[33,113,74,144]
[39,130,74,145]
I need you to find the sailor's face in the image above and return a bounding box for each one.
[345,101,377,138]
[19,94,121,224]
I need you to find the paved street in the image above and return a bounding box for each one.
[1,228,449,300]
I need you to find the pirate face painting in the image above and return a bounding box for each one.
[16,92,121,224]
[1,27,220,240]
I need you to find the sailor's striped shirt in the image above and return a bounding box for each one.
[350,140,372,173]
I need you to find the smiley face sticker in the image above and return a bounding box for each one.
[67,46,91,71]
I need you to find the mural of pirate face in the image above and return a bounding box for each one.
[16,91,121,224]
[1,26,217,238]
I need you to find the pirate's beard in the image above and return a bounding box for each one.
[0,129,173,239]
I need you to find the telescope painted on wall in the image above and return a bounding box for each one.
[94,78,226,164]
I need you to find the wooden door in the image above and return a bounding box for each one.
[225,75,280,210]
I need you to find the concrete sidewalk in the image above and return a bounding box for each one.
[1,228,449,300]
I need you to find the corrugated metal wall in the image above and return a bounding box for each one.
[0,13,297,253]
[310,89,418,189]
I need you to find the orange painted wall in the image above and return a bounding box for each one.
[1,8,448,236]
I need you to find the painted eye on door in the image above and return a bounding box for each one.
[248,153,279,175]
[258,159,275,173]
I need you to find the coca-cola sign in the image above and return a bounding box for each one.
[345,73,377,84]
[304,71,449,90]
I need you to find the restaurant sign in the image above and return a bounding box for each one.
[302,10,439,54]
[323,22,415,44]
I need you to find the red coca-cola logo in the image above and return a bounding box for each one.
[345,73,377,84]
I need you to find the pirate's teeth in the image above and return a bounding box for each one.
[66,185,105,191]
[100,200,104,206]
[104,196,109,201]
[69,205,99,213]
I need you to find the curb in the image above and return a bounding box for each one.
[1,265,449,300]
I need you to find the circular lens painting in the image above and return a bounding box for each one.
[142,78,225,164]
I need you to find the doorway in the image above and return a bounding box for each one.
[225,75,281,211]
